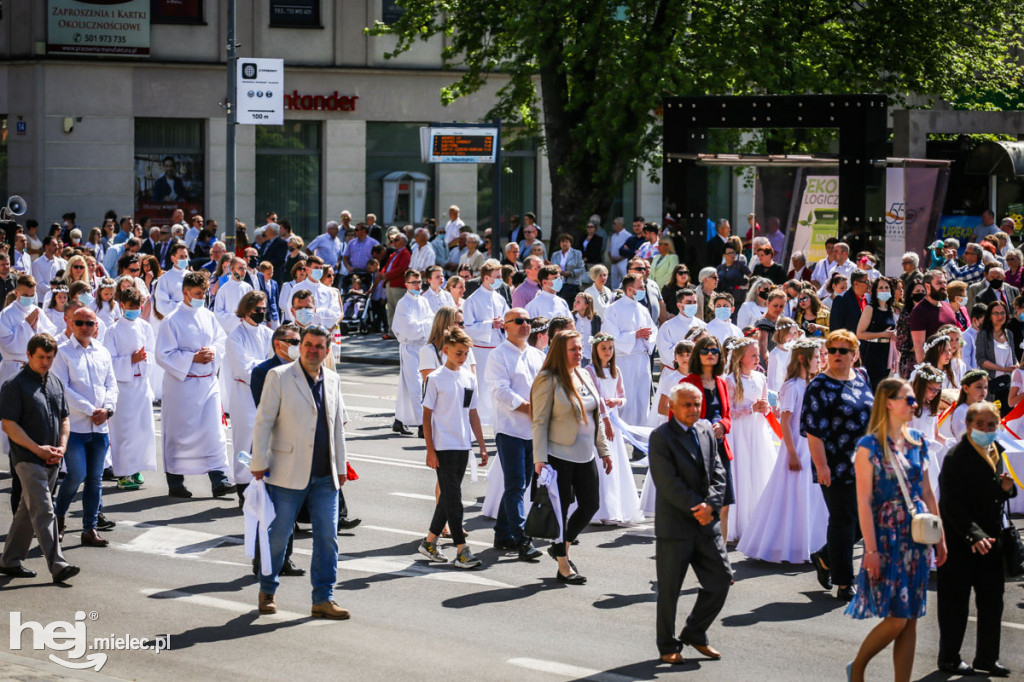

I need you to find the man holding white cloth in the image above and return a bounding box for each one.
[602,273,657,427]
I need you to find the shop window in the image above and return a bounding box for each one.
[151,0,204,24]
[366,122,435,226]
[606,176,636,228]
[382,0,405,25]
[134,118,204,225]
[476,132,537,238]
[269,0,321,28]
[256,122,322,239]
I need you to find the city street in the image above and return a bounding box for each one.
[1,358,1022,681]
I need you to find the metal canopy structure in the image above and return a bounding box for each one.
[965,140,1024,177]
[662,94,888,268]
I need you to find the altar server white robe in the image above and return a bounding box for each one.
[602,295,657,427]
[391,292,434,427]
[225,321,272,485]
[155,302,229,476]
[104,316,157,476]
[462,286,509,426]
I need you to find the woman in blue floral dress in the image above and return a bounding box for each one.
[846,378,946,682]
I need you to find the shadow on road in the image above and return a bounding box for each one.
[568,657,709,680]
[440,578,559,608]
[154,611,310,650]
[147,575,252,599]
[721,589,843,626]
[591,580,665,610]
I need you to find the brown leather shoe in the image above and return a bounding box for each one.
[660,653,685,665]
[311,600,350,620]
[80,529,109,547]
[689,643,722,660]
[57,516,66,542]
[258,591,277,615]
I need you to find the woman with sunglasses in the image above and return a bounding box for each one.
[661,264,691,317]
[803,330,874,603]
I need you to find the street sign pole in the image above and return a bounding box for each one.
[492,120,501,259]
[226,0,237,235]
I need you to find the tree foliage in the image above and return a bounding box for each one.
[369,0,1024,231]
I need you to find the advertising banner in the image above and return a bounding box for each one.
[884,168,906,277]
[48,0,150,57]
[791,175,839,264]
[935,215,982,257]
[134,153,204,226]
[237,59,284,126]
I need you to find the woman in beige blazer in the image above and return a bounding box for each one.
[532,330,611,585]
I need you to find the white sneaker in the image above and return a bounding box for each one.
[453,546,481,569]
[418,539,448,563]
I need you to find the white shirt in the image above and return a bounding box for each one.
[583,284,612,318]
[422,287,455,313]
[962,326,979,370]
[706,317,744,345]
[11,250,31,273]
[608,229,629,263]
[184,226,201,253]
[444,218,465,247]
[31,255,66,303]
[736,301,767,330]
[106,316,155,384]
[525,289,571,320]
[51,334,118,433]
[0,302,59,363]
[811,257,836,285]
[419,343,477,375]
[294,279,342,329]
[422,365,478,450]
[213,277,254,334]
[391,292,434,345]
[410,242,437,271]
[603,295,657,356]
[486,340,545,440]
[657,313,706,368]
[463,286,509,349]
[307,233,344,268]
[152,267,186,318]
[834,259,857,280]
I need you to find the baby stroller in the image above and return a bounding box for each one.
[340,289,370,335]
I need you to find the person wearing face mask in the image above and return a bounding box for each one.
[0,275,59,498]
[155,271,234,499]
[103,287,156,492]
[292,256,342,332]
[977,266,1019,312]
[152,243,191,321]
[390,269,434,437]
[421,265,454,312]
[656,288,707,394]
[736,277,771,330]
[705,293,743,345]
[525,265,572,321]
[909,270,959,364]
[602,273,657,427]
[213,257,254,336]
[936,401,1017,678]
[856,276,897,387]
[463,261,511,428]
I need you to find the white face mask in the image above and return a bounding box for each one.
[287,345,300,361]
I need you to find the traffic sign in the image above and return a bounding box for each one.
[237,58,284,125]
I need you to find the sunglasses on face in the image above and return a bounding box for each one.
[827,347,853,355]
[699,347,721,356]
[281,338,300,346]
[72,265,85,270]
[73,320,96,328]
[894,395,918,407]
[507,318,530,325]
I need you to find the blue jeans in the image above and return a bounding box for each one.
[55,432,109,531]
[259,474,339,604]
[493,433,533,546]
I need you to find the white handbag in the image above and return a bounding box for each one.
[888,445,943,545]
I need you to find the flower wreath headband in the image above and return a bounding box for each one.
[790,338,822,351]
[724,336,757,367]
[908,363,945,384]
[590,331,615,346]
[922,334,950,353]
[531,320,550,334]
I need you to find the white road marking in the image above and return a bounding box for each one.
[507,657,634,681]
[390,492,478,507]
[140,588,331,624]
[968,616,1024,631]
[348,454,430,470]
[286,547,511,588]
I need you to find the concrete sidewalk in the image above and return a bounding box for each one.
[335,332,400,366]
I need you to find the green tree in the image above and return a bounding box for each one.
[370,1,1024,234]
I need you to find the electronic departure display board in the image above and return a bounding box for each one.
[420,127,498,163]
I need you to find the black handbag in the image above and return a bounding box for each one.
[524,485,560,540]
[1001,500,1024,578]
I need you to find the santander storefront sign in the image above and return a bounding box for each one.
[283,91,359,112]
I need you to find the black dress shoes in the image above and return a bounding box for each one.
[937,660,974,675]
[53,565,80,584]
[168,487,193,498]
[973,660,1010,677]
[810,550,832,590]
[212,483,237,498]
[392,420,412,436]
[0,564,37,578]
[280,559,306,577]
[96,513,116,531]
[836,585,856,602]
[556,570,587,585]
[417,425,423,438]
[338,517,362,531]
[518,542,543,561]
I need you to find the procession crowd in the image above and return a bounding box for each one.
[0,206,1021,679]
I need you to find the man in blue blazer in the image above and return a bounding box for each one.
[829,270,870,335]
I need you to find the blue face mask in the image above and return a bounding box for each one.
[408,288,421,296]
[969,429,998,449]
[715,307,732,322]
[189,297,205,309]
[123,309,141,321]
[682,303,698,318]
[78,293,95,307]
[634,288,646,302]
[876,291,892,303]
[310,269,323,282]
[295,308,314,326]
[176,259,189,271]
[550,277,564,293]
[18,295,34,309]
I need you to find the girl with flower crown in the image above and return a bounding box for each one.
[922,330,958,390]
[739,339,828,563]
[724,337,777,543]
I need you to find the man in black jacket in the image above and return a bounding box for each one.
[829,270,870,334]
[0,253,16,305]
[650,382,731,665]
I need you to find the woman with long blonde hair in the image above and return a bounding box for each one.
[531,330,611,584]
[846,378,944,682]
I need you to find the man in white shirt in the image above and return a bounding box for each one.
[410,228,437,271]
[657,289,706,372]
[10,233,32,273]
[307,221,344,269]
[608,218,630,289]
[31,237,66,304]
[706,293,744,344]
[463,261,510,426]
[152,243,189,320]
[213,257,254,335]
[602,273,657,427]
[51,307,118,547]
[390,270,434,436]
[184,215,205,254]
[810,237,840,288]
[831,242,857,281]
[486,306,545,559]
[293,256,342,331]
[526,265,572,320]
[422,265,454,312]
[444,206,465,251]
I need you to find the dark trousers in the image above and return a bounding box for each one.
[818,482,861,587]
[548,455,600,548]
[655,535,732,654]
[166,470,228,491]
[937,547,1005,666]
[8,453,22,515]
[494,434,533,546]
[429,450,469,545]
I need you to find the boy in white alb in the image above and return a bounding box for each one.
[418,328,488,569]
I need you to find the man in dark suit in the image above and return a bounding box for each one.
[140,227,161,257]
[578,221,604,272]
[829,270,870,334]
[261,223,289,286]
[650,382,732,665]
[976,267,1019,309]
[252,261,281,327]
[151,156,186,202]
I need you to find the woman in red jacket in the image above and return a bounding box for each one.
[682,333,736,542]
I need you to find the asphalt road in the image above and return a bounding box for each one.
[1,361,1022,681]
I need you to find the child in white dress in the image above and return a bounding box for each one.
[938,324,967,387]
[724,338,777,543]
[738,340,827,563]
[573,292,597,365]
[587,333,644,525]
[95,277,121,328]
[923,330,958,390]
[650,341,693,428]
[766,319,800,393]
